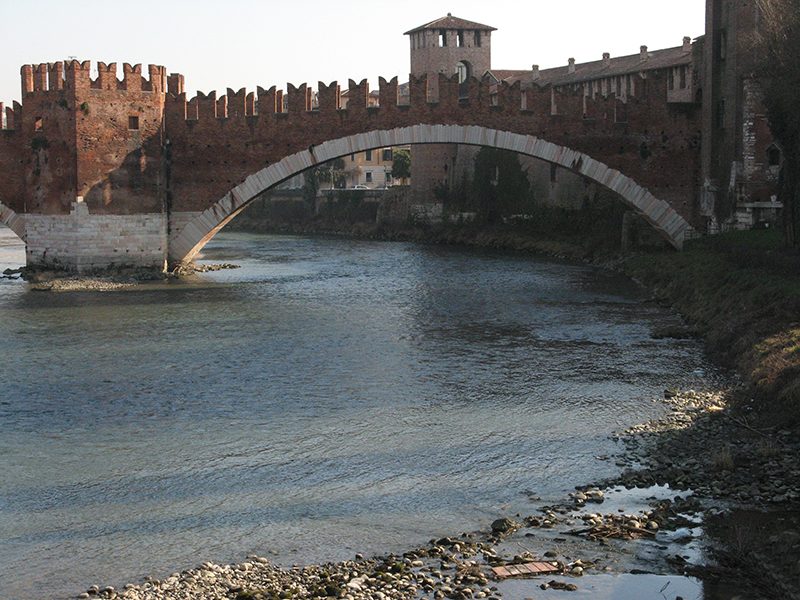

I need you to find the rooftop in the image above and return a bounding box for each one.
[493,40,695,88]
[405,13,497,36]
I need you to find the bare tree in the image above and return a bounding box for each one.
[754,0,800,249]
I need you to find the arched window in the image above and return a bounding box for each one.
[767,144,782,167]
[456,61,471,84]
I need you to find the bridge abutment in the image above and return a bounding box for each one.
[24,201,168,272]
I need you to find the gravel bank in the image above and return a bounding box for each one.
[70,388,800,600]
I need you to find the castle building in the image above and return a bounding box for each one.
[0,3,783,273]
[406,4,781,231]
[701,0,780,230]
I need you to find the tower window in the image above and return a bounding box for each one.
[439,29,447,47]
[715,98,726,129]
[457,30,464,47]
[475,31,482,47]
[456,61,470,84]
[128,115,140,130]
[767,145,781,167]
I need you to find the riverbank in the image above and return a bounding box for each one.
[619,229,800,431]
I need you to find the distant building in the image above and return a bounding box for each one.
[491,38,702,216]
[342,147,400,189]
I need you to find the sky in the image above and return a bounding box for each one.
[0,0,706,105]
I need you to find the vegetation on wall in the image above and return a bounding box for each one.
[471,148,533,221]
[434,148,534,220]
[391,148,411,182]
[301,167,320,205]
[754,0,800,250]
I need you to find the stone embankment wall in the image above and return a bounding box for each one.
[25,202,167,271]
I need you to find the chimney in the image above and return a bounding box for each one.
[640,45,648,62]
[568,57,576,74]
[683,36,692,52]
[602,52,611,68]
[532,64,540,81]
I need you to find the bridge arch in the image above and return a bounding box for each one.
[0,203,25,242]
[169,125,694,266]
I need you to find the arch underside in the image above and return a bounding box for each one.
[169,125,694,265]
[0,203,25,241]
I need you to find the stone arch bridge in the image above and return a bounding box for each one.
[0,61,700,271]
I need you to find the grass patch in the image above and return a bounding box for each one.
[622,229,800,429]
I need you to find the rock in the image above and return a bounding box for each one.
[491,518,516,533]
[585,490,605,503]
[548,580,579,591]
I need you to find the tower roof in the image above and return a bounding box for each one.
[404,14,497,35]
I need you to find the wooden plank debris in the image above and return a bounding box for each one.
[491,562,561,578]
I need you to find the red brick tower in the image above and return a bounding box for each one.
[405,14,496,208]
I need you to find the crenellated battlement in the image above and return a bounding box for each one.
[0,101,21,131]
[19,60,169,97]
[0,58,685,139]
[157,69,668,130]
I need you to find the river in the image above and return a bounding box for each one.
[0,227,724,599]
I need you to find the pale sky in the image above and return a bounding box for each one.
[0,0,706,105]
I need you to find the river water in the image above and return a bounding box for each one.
[0,227,724,600]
